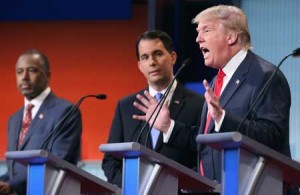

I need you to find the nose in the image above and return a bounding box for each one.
[149,56,156,66]
[21,70,30,80]
[195,31,203,43]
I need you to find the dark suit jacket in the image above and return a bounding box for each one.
[170,51,291,182]
[0,92,82,195]
[102,83,204,187]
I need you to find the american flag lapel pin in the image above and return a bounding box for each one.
[174,100,180,104]
[39,113,44,119]
[236,79,240,85]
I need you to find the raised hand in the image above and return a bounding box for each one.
[203,79,224,124]
[132,90,171,133]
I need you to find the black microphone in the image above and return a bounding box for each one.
[40,93,107,150]
[236,48,299,132]
[292,47,300,57]
[135,58,192,145]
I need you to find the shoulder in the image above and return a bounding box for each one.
[9,108,23,121]
[48,93,73,107]
[42,92,76,114]
[248,51,276,72]
[118,89,145,105]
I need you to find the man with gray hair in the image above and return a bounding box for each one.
[133,5,293,193]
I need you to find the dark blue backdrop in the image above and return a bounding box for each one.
[0,0,132,20]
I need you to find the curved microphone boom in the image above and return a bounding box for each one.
[236,48,300,132]
[135,58,192,145]
[40,93,107,150]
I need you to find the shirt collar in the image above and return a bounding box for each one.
[148,79,177,98]
[222,49,248,78]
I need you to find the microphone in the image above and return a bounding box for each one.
[292,47,300,57]
[40,93,107,150]
[135,58,192,145]
[236,48,299,132]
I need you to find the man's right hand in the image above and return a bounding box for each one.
[132,90,171,133]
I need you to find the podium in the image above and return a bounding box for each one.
[100,142,219,195]
[5,150,121,195]
[196,132,300,195]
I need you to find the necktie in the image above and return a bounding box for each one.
[18,103,34,148]
[150,93,163,149]
[200,69,225,175]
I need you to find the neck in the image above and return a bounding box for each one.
[149,79,173,92]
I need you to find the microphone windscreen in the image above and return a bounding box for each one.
[96,94,107,99]
[292,48,300,57]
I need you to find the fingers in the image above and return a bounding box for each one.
[133,100,148,113]
[132,90,159,122]
[203,79,214,96]
[203,79,224,122]
[132,114,146,121]
[143,90,156,103]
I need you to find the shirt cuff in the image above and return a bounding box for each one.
[163,119,175,143]
[214,110,226,132]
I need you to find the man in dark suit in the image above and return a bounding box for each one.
[102,30,204,187]
[0,49,82,195]
[133,5,295,193]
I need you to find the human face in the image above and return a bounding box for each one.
[138,39,176,91]
[16,54,50,100]
[196,19,233,69]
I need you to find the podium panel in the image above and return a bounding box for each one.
[100,142,220,195]
[6,150,121,195]
[196,132,300,195]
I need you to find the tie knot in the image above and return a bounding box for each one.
[26,103,34,111]
[217,69,226,79]
[155,93,163,101]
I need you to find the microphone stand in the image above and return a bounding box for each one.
[236,49,298,132]
[40,94,106,151]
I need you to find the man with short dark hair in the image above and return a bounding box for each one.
[102,30,205,187]
[0,49,82,195]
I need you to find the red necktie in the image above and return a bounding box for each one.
[18,103,34,148]
[200,69,226,176]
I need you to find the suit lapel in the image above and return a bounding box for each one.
[12,110,24,150]
[19,93,55,150]
[219,52,252,108]
[199,103,208,134]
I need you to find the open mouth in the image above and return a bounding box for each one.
[201,47,210,58]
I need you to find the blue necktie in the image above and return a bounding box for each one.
[151,93,163,149]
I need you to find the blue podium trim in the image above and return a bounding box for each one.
[124,158,139,195]
[223,148,239,195]
[28,164,45,195]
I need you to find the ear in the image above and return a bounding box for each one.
[170,51,177,66]
[227,32,239,46]
[137,61,143,73]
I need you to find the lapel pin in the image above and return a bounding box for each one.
[236,79,240,85]
[39,113,44,119]
[174,100,180,104]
